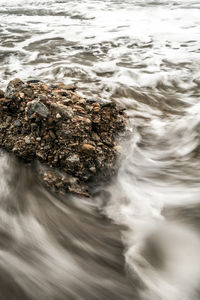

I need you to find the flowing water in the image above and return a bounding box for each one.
[0,0,200,299]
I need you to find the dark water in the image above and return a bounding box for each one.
[0,0,200,299]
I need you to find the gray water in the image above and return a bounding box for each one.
[0,0,200,299]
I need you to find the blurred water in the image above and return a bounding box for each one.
[0,0,200,299]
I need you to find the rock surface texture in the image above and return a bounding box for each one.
[0,79,127,196]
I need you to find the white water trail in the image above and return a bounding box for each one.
[99,98,200,299]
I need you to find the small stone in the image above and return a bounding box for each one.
[30,123,37,131]
[41,84,49,91]
[18,92,25,99]
[27,101,49,118]
[36,151,46,160]
[89,166,96,173]
[56,113,61,119]
[57,83,76,91]
[92,106,101,112]
[114,145,122,153]
[49,130,56,139]
[38,94,47,101]
[66,154,80,163]
[36,137,41,142]
[92,103,101,112]
[81,144,95,152]
[5,78,24,99]
[73,105,86,114]
[12,146,18,152]
[47,117,54,125]
[93,115,101,123]
[91,132,100,141]
[72,116,91,124]
[6,116,12,123]
[24,136,31,144]
[13,120,22,127]
[44,145,50,150]
[52,103,74,119]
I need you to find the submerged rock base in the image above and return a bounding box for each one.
[0,79,127,196]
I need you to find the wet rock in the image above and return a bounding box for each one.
[57,83,76,91]
[5,78,24,99]
[51,103,74,119]
[0,79,127,196]
[27,101,49,118]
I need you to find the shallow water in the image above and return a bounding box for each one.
[0,0,200,299]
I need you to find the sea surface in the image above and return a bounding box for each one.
[0,1,200,299]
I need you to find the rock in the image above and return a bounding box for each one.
[66,154,80,163]
[5,78,24,99]
[36,151,46,160]
[24,136,31,144]
[91,132,100,141]
[0,78,127,196]
[49,130,56,139]
[27,101,49,118]
[57,83,76,91]
[89,166,96,173]
[56,113,61,119]
[51,103,74,119]
[13,120,22,127]
[6,116,12,123]
[18,92,25,99]
[23,88,33,98]
[81,144,96,153]
[38,94,47,101]
[0,90,4,98]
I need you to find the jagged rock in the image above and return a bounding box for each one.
[0,79,127,196]
[5,78,25,99]
[27,101,50,118]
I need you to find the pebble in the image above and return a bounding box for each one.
[49,130,56,139]
[56,113,61,119]
[24,136,31,144]
[13,120,22,127]
[81,143,95,152]
[66,154,80,163]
